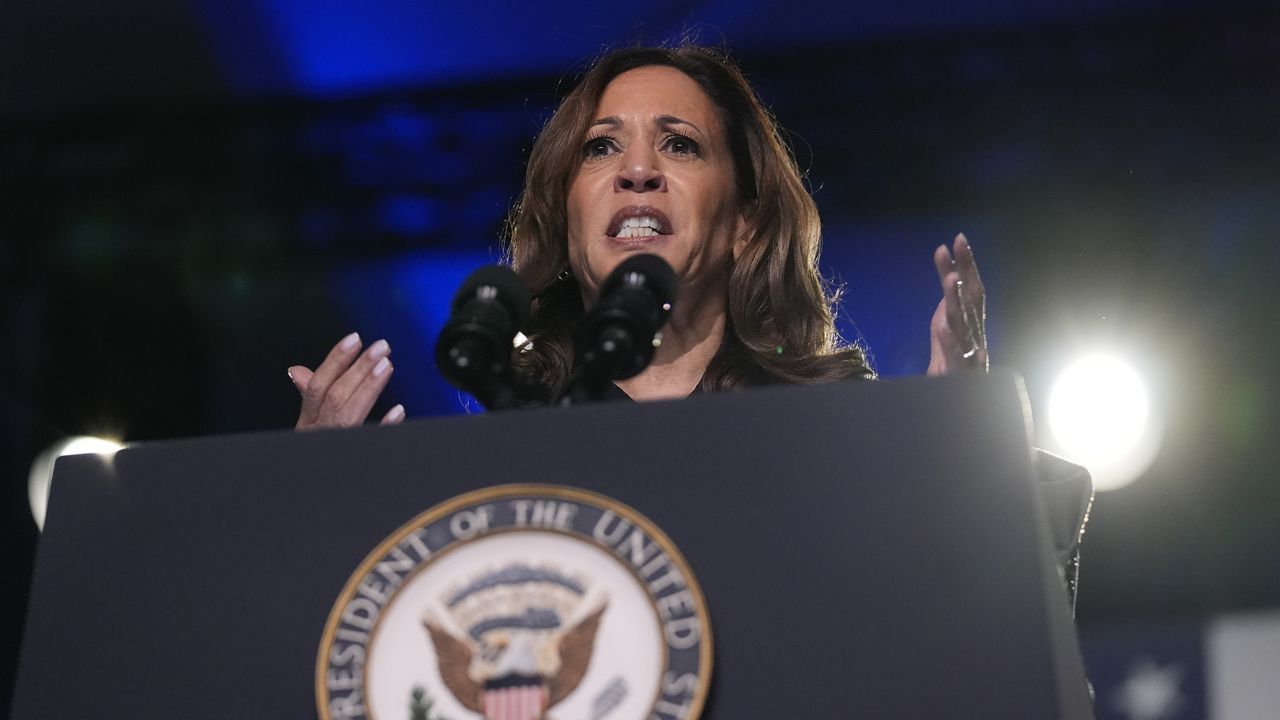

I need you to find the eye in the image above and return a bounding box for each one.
[662,134,700,156]
[582,135,619,159]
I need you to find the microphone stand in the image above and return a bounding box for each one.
[557,325,635,407]
[439,336,538,411]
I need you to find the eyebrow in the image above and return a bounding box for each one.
[587,115,704,135]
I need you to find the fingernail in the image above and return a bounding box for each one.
[341,332,361,351]
[370,339,391,358]
[386,404,405,423]
[373,356,391,377]
[286,367,295,382]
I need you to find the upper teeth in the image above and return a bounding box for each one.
[617,216,662,238]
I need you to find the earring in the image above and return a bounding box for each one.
[557,266,573,282]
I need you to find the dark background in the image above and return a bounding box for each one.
[3,0,1277,711]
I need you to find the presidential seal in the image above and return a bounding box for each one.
[317,485,712,720]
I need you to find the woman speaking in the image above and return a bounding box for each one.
[285,42,1087,604]
[287,44,988,426]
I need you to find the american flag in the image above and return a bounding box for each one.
[1081,610,1280,720]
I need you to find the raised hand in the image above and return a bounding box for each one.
[927,233,989,376]
[288,332,406,429]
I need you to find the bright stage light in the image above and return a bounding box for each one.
[28,436,125,531]
[1046,354,1159,491]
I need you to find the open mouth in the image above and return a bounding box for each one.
[606,205,674,239]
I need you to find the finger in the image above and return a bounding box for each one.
[933,244,954,285]
[955,278,984,350]
[381,404,406,426]
[973,347,990,372]
[953,233,986,336]
[300,332,363,424]
[953,235,989,371]
[953,233,982,289]
[319,339,392,422]
[943,271,971,351]
[287,365,314,394]
[334,354,395,426]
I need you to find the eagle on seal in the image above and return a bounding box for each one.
[424,602,608,720]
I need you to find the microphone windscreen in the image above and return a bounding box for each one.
[452,265,531,327]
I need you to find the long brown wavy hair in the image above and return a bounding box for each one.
[505,44,874,401]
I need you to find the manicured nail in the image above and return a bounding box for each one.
[386,404,405,423]
[340,332,361,351]
[372,357,391,377]
[370,339,391,358]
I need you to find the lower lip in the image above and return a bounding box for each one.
[607,233,669,247]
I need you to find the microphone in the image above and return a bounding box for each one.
[561,254,677,404]
[435,265,530,410]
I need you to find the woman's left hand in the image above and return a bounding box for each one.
[927,233,989,376]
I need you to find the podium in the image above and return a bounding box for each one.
[12,372,1092,719]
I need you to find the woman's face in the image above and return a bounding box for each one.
[566,66,748,309]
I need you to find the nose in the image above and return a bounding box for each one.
[614,147,666,193]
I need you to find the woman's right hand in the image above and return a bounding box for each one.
[288,332,406,429]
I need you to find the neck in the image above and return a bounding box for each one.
[613,300,726,402]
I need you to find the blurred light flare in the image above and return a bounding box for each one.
[28,436,126,531]
[1046,354,1161,492]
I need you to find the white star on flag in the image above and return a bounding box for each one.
[1111,657,1185,720]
